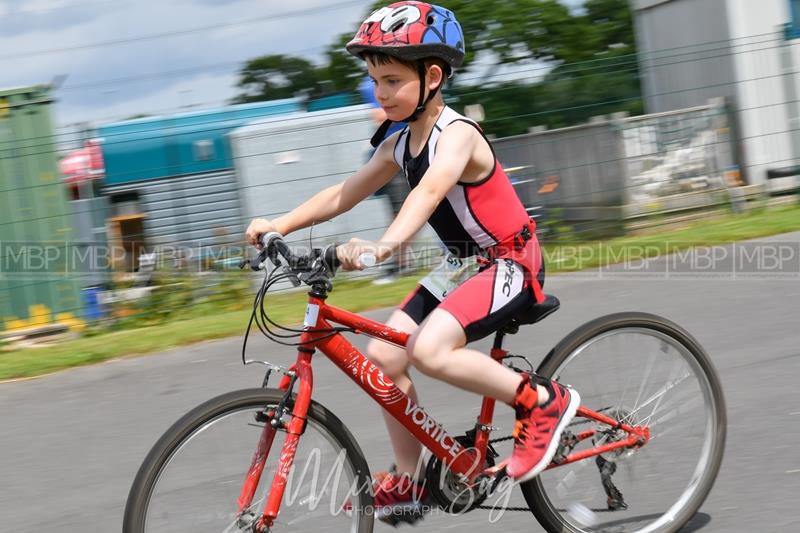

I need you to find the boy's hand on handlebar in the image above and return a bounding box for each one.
[246,218,278,249]
[337,238,391,271]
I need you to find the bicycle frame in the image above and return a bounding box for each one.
[239,293,651,529]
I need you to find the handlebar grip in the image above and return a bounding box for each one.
[260,231,283,250]
[323,244,340,272]
[259,231,295,267]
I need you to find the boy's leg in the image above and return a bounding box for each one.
[406,309,525,402]
[365,309,423,478]
[406,258,579,482]
[407,257,542,399]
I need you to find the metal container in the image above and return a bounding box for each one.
[0,85,82,330]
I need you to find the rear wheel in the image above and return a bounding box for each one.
[522,313,726,533]
[123,388,373,532]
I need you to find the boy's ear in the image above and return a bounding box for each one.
[426,63,444,89]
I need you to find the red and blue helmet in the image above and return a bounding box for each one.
[346,2,465,70]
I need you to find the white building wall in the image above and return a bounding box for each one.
[726,0,795,184]
[634,0,799,186]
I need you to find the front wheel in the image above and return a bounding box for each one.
[123,388,373,533]
[522,313,726,533]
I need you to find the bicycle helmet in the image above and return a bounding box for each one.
[347,2,466,143]
[346,1,465,69]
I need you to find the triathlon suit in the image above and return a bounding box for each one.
[391,106,546,342]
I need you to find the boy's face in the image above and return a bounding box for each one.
[366,59,424,122]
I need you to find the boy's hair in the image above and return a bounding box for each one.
[362,51,452,79]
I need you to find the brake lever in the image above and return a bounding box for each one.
[296,255,334,292]
[281,265,302,287]
[239,248,270,271]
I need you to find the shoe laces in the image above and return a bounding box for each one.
[513,403,553,451]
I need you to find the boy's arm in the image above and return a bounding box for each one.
[338,123,478,267]
[246,134,401,246]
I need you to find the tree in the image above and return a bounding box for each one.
[231,0,642,134]
[321,32,366,95]
[231,55,323,104]
[362,0,596,68]
[437,0,642,136]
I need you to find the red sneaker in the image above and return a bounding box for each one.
[506,374,580,483]
[372,473,431,525]
[343,470,431,526]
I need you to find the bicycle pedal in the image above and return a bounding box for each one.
[377,503,429,527]
[552,431,578,464]
[608,496,629,511]
[489,466,510,493]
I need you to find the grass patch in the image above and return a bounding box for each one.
[544,204,800,272]
[0,275,422,381]
[2,203,799,381]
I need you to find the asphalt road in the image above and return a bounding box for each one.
[2,232,799,532]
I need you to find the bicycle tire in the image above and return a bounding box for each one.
[123,388,374,533]
[521,312,726,533]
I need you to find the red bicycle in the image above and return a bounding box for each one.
[123,235,726,533]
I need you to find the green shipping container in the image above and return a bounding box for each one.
[0,85,82,332]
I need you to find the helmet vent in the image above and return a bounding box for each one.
[427,15,435,25]
[390,21,405,32]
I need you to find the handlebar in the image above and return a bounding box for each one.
[242,232,377,282]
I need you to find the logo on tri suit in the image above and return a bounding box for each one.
[502,259,516,296]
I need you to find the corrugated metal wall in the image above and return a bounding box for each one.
[493,120,629,222]
[634,0,738,113]
[230,105,399,247]
[230,104,438,278]
[69,197,110,287]
[103,169,243,249]
[492,102,736,223]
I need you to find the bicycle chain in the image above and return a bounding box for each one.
[474,504,532,512]
[456,408,616,514]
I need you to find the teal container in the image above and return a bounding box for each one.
[0,85,82,331]
[307,92,356,112]
[99,98,302,185]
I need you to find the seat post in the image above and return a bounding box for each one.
[492,331,506,351]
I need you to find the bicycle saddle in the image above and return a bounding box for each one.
[503,294,560,334]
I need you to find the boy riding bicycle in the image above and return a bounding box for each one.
[246,1,580,524]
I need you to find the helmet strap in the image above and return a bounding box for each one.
[369,61,444,148]
[370,119,394,148]
[404,61,442,122]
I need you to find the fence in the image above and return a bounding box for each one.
[3,27,800,335]
[494,98,740,234]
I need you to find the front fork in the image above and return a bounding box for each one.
[236,351,314,532]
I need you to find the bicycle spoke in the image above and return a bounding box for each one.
[628,367,692,422]
[529,323,724,533]
[128,391,369,533]
[629,351,657,418]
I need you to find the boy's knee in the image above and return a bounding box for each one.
[406,334,447,375]
[367,338,408,378]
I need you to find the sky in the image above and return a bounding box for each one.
[0,0,368,130]
[0,0,583,138]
